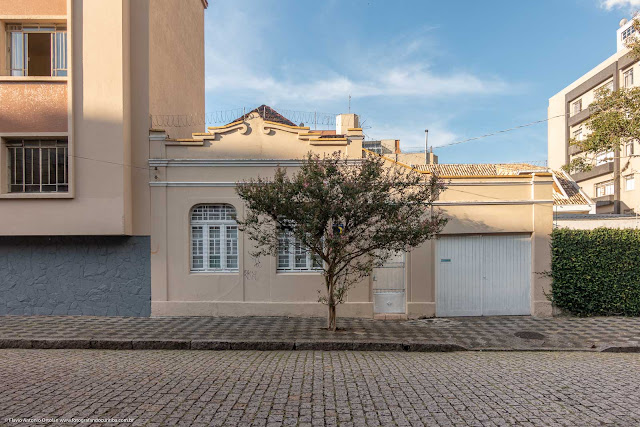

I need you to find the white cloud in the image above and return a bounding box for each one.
[601,0,640,10]
[204,3,512,105]
[205,66,509,103]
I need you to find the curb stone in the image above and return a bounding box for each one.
[132,339,191,350]
[601,346,640,353]
[0,338,636,352]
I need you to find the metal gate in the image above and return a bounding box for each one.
[373,252,406,314]
[436,234,531,316]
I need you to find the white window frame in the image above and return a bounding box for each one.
[572,99,582,115]
[572,127,583,141]
[190,204,239,272]
[596,151,614,166]
[277,231,323,273]
[605,80,614,92]
[6,23,67,77]
[625,175,635,191]
[595,180,615,197]
[626,141,635,157]
[624,68,634,88]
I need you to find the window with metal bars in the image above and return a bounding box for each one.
[277,231,323,272]
[190,204,239,272]
[7,139,68,193]
[6,23,67,77]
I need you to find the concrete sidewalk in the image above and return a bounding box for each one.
[0,315,639,352]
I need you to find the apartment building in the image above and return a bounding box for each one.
[0,0,206,316]
[548,17,640,214]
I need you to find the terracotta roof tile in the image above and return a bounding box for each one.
[411,163,548,176]
[552,169,592,206]
[231,105,297,127]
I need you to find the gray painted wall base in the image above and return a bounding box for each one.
[0,236,150,317]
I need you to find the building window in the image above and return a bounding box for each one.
[572,99,582,115]
[596,151,614,165]
[190,204,238,272]
[624,68,634,88]
[572,127,583,141]
[626,175,635,191]
[277,231,322,272]
[6,23,67,77]
[7,139,68,193]
[363,141,383,155]
[595,180,615,197]
[626,141,635,156]
[622,26,636,41]
[605,80,614,92]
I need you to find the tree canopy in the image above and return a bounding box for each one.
[236,152,447,330]
[565,18,640,173]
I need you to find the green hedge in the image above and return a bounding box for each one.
[550,228,640,316]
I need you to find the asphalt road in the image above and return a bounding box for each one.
[1,350,639,426]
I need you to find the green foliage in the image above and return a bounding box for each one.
[236,152,448,330]
[566,87,640,173]
[550,228,640,316]
[564,17,640,173]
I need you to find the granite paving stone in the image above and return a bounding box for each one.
[0,315,639,352]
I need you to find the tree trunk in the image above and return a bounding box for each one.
[328,303,337,331]
[327,278,337,331]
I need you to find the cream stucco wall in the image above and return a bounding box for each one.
[150,115,554,318]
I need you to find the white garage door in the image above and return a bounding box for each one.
[436,234,531,316]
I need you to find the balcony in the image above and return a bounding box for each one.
[594,194,615,207]
[568,144,583,156]
[0,78,68,133]
[571,162,614,182]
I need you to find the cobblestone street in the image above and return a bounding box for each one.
[1,350,639,426]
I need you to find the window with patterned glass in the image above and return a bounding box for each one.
[190,204,238,272]
[277,231,322,272]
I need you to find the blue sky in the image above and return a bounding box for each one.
[204,0,639,164]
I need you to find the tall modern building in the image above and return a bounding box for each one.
[0,0,207,316]
[548,17,640,214]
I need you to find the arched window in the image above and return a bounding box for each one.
[190,204,238,272]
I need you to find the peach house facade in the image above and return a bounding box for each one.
[148,109,554,318]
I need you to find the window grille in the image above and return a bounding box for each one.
[190,204,238,272]
[277,231,322,272]
[7,139,68,193]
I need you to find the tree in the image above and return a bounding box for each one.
[565,17,640,175]
[236,152,447,331]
